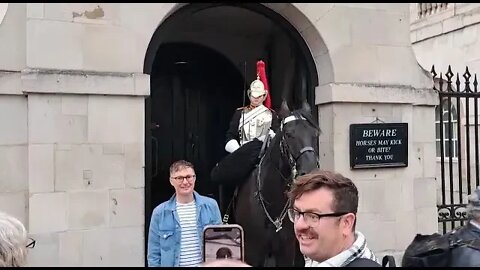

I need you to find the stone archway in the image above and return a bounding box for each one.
[141,3,333,264]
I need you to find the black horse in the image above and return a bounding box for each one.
[234,101,320,267]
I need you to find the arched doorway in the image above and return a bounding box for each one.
[143,3,320,263]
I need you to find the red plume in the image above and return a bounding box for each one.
[256,60,272,109]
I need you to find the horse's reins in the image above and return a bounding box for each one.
[255,114,317,233]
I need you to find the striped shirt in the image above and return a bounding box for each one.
[177,201,202,267]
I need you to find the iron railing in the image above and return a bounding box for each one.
[431,65,479,234]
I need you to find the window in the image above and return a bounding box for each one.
[435,98,458,158]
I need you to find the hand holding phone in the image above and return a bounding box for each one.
[203,224,244,263]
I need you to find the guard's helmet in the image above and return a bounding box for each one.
[248,75,267,98]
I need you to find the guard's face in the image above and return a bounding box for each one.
[293,188,354,262]
[249,94,266,107]
[170,167,196,197]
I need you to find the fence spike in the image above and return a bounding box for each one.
[456,72,461,92]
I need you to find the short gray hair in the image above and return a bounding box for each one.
[0,211,28,267]
[467,186,480,220]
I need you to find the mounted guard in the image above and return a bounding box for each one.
[211,60,280,187]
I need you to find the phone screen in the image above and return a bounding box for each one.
[203,224,244,263]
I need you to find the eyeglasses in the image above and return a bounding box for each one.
[171,174,196,182]
[26,237,36,249]
[287,208,349,227]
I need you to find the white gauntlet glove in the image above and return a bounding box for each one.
[269,129,276,138]
[225,139,240,153]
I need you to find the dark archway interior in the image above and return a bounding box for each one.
[149,42,243,208]
[143,4,319,264]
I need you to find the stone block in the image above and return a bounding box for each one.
[109,188,144,227]
[29,192,67,234]
[376,46,424,86]
[416,207,438,235]
[0,145,27,192]
[282,4,319,33]
[413,106,435,143]
[55,144,125,191]
[0,95,27,145]
[413,177,437,209]
[416,22,442,41]
[0,3,26,71]
[356,180,386,214]
[360,103,393,118]
[26,3,44,19]
[44,3,117,23]
[61,95,88,116]
[314,6,352,51]
[357,215,396,252]
[82,23,138,73]
[103,143,124,155]
[22,71,137,95]
[134,73,150,96]
[317,104,333,143]
[313,53,334,86]
[26,232,59,266]
[336,3,407,12]
[26,19,83,70]
[125,143,144,188]
[88,96,144,143]
[29,144,54,193]
[301,25,329,58]
[394,211,417,250]
[28,94,88,144]
[331,45,379,84]
[0,192,27,226]
[68,190,109,229]
[351,9,409,47]
[386,176,415,212]
[463,10,480,26]
[443,15,464,33]
[0,71,23,95]
[423,143,436,178]
[58,231,83,266]
[83,227,144,266]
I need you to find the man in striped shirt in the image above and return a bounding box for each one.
[147,160,222,267]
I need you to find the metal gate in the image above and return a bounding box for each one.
[432,65,480,234]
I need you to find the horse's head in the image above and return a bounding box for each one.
[278,100,320,178]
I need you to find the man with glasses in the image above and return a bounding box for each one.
[147,160,222,267]
[287,170,380,267]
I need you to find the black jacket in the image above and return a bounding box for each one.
[225,106,280,144]
[449,222,480,267]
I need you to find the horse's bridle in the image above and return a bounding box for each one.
[255,114,318,233]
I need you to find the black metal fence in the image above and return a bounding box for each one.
[431,65,480,234]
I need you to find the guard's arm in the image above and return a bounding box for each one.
[225,110,242,153]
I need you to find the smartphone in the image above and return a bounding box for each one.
[203,224,245,263]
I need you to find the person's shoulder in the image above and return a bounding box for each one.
[196,193,219,207]
[346,258,381,267]
[152,199,171,214]
[236,106,246,111]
